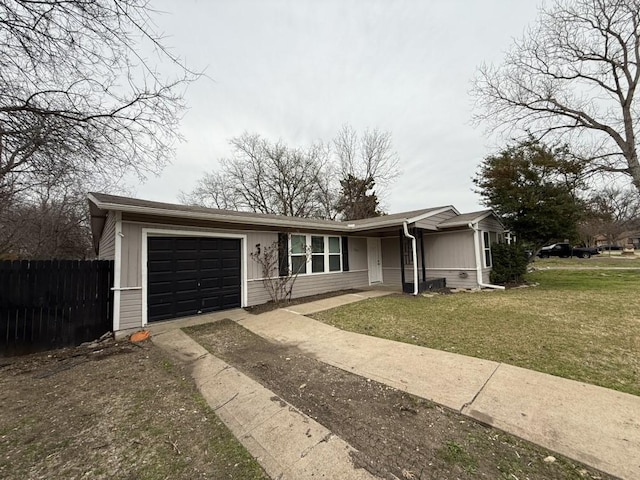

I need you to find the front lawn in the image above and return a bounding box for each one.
[533,254,640,268]
[312,269,640,396]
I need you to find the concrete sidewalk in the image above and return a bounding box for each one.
[239,294,640,480]
[152,328,377,480]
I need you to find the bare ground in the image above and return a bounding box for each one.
[0,338,268,480]
[187,319,616,480]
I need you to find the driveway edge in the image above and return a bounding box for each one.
[152,329,379,480]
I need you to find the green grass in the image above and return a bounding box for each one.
[312,268,640,396]
[533,254,640,268]
[438,440,478,473]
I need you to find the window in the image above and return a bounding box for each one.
[328,236,341,272]
[311,235,325,273]
[290,234,307,274]
[289,234,341,275]
[483,231,492,267]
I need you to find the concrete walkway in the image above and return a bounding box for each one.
[238,292,640,480]
[152,328,377,480]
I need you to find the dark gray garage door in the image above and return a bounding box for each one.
[147,236,241,322]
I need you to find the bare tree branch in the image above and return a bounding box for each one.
[0,0,199,194]
[472,0,640,192]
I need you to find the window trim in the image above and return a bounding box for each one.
[289,233,342,275]
[482,231,492,268]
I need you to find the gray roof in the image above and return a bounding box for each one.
[436,209,499,228]
[88,192,459,233]
[87,193,500,253]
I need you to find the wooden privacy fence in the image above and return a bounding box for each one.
[0,260,114,356]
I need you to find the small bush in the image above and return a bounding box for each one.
[490,243,529,285]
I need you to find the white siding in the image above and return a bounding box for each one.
[98,211,116,260]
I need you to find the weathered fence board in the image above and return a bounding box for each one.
[0,260,114,356]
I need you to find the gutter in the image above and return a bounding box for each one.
[402,221,419,295]
[469,222,505,290]
[88,193,460,235]
[87,193,349,233]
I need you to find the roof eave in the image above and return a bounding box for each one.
[405,205,460,224]
[88,194,351,232]
[437,210,502,229]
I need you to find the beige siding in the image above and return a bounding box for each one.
[423,231,476,269]
[115,219,366,328]
[118,220,270,287]
[247,270,369,306]
[348,237,368,271]
[425,269,479,289]
[246,232,279,280]
[478,215,503,232]
[381,237,400,268]
[98,211,116,260]
[120,289,142,330]
[120,221,142,288]
[415,208,458,230]
[482,268,491,284]
[382,267,401,286]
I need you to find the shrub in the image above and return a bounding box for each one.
[490,242,529,285]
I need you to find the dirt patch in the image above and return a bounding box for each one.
[187,320,614,480]
[244,288,363,314]
[0,339,268,480]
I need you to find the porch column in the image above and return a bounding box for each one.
[398,229,406,286]
[420,228,426,281]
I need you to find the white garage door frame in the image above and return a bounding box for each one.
[141,228,248,326]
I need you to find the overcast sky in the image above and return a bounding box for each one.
[131,0,541,214]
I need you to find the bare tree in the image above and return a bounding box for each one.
[333,125,400,219]
[249,241,310,306]
[473,0,640,193]
[182,126,400,220]
[587,186,640,246]
[177,171,242,210]
[592,186,640,225]
[181,132,334,218]
[1,0,197,195]
[333,124,400,189]
[0,181,93,259]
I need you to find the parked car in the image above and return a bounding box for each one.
[537,243,600,259]
[597,244,623,251]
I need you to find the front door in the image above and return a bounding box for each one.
[367,238,383,284]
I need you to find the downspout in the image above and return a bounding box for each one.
[402,221,419,295]
[469,222,505,290]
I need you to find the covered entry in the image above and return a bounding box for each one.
[147,236,241,322]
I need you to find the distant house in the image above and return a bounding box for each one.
[619,230,640,249]
[88,193,505,334]
[594,231,640,249]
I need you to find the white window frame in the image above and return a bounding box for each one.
[482,231,492,268]
[289,233,342,275]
